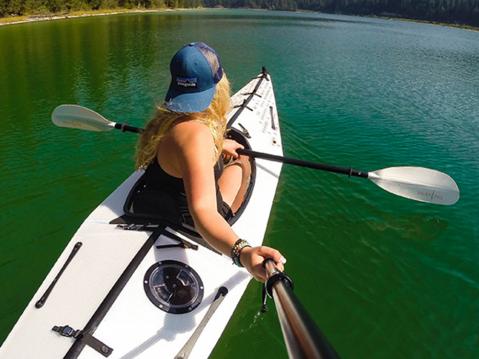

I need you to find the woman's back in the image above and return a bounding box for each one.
[132,120,231,225]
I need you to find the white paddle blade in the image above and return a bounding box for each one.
[52,105,115,132]
[368,166,460,205]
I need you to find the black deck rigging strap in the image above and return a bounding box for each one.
[116,224,199,251]
[226,66,269,128]
[64,228,164,358]
[35,242,83,309]
[269,105,276,130]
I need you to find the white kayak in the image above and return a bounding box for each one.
[0,69,283,359]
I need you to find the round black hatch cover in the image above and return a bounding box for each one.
[143,260,204,314]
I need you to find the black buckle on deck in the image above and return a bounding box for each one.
[52,325,113,357]
[53,325,81,338]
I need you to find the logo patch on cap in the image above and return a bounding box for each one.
[176,77,198,88]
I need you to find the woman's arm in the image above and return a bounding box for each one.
[169,121,285,281]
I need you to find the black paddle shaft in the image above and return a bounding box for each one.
[110,123,368,179]
[114,122,143,133]
[239,149,369,179]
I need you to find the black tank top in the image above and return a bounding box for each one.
[130,158,232,226]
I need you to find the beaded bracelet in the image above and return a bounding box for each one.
[231,239,251,267]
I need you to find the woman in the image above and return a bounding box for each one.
[134,42,285,281]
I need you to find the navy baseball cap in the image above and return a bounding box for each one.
[164,42,224,113]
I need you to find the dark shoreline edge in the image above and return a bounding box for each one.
[0,8,193,27]
[364,13,479,32]
[0,7,477,32]
[293,8,479,32]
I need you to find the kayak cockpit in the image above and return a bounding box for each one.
[110,129,256,247]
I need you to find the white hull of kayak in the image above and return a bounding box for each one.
[0,71,283,359]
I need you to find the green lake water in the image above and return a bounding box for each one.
[1,9,478,358]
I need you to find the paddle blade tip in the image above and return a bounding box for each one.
[51,104,115,132]
[369,166,460,206]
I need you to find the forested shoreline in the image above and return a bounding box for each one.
[212,0,479,27]
[1,0,478,28]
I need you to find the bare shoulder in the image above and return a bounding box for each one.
[170,119,210,136]
[156,119,213,177]
[169,119,214,152]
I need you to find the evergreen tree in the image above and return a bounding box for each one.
[7,0,24,15]
[1,0,478,27]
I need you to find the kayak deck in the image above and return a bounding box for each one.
[0,70,283,359]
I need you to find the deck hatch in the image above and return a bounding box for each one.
[144,260,204,314]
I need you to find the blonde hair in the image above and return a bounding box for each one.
[135,74,231,169]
